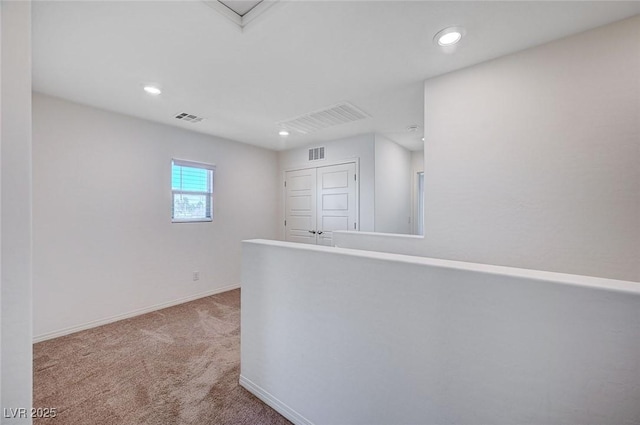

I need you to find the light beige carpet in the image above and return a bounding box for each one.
[33,289,291,425]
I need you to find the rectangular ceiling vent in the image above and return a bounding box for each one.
[278,102,370,134]
[308,147,325,161]
[174,112,204,123]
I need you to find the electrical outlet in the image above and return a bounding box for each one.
[192,271,200,281]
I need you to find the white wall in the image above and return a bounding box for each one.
[277,134,375,233]
[241,239,640,425]
[374,135,411,234]
[32,93,279,340]
[1,2,33,422]
[334,16,640,282]
[411,149,424,175]
[411,150,424,235]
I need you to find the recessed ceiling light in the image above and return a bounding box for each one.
[438,31,461,46]
[434,26,465,47]
[143,85,162,95]
[279,130,290,136]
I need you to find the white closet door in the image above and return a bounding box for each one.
[316,162,357,246]
[285,168,317,244]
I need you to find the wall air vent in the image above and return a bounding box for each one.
[278,102,370,135]
[174,112,204,123]
[308,147,325,161]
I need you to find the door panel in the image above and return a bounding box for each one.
[322,216,349,231]
[289,174,313,191]
[285,168,317,244]
[321,170,350,189]
[321,193,349,210]
[316,163,357,246]
[289,195,312,211]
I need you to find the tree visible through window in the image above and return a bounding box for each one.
[171,159,215,222]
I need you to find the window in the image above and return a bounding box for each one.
[171,159,215,222]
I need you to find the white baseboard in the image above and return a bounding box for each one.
[33,283,241,343]
[239,375,314,425]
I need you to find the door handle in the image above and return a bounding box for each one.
[317,231,324,235]
[308,230,317,234]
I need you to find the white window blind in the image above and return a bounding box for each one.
[171,159,215,222]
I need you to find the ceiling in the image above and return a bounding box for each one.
[219,0,264,16]
[32,1,640,152]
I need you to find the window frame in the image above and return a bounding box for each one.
[171,159,216,223]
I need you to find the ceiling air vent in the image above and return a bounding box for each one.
[308,147,325,161]
[174,112,204,123]
[278,102,370,134]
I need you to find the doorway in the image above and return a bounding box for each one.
[284,162,358,246]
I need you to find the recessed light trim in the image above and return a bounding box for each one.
[279,130,290,136]
[143,85,162,95]
[434,26,466,47]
